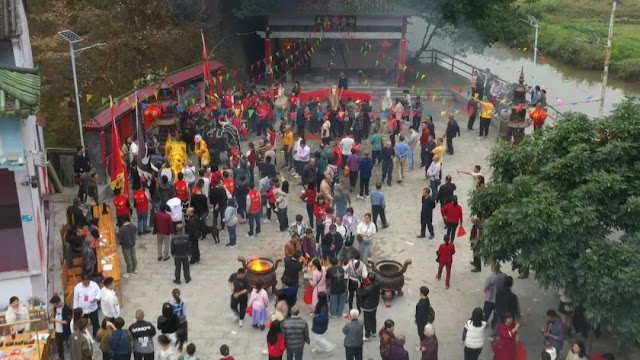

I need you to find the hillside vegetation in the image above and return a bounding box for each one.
[515,0,640,80]
[28,0,244,147]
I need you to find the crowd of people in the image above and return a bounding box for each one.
[51,73,616,360]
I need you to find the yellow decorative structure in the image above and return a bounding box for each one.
[165,139,187,176]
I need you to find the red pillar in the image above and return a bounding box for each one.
[398,17,407,87]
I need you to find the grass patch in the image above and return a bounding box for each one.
[514,0,640,80]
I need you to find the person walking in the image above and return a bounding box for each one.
[441,196,463,242]
[248,280,270,330]
[343,309,364,360]
[185,208,202,265]
[246,183,262,237]
[326,256,347,318]
[70,318,94,360]
[412,96,424,130]
[380,141,394,186]
[493,313,520,360]
[356,214,377,265]
[345,253,367,311]
[370,129,382,165]
[170,289,188,351]
[444,114,461,155]
[73,275,101,337]
[494,276,521,334]
[483,263,507,324]
[394,135,410,183]
[420,324,438,360]
[108,317,133,360]
[116,215,138,278]
[311,292,334,354]
[267,320,286,360]
[358,153,373,198]
[378,319,396,360]
[415,286,432,342]
[360,274,381,342]
[477,99,494,140]
[129,310,156,360]
[133,184,150,235]
[437,175,457,207]
[462,308,486,360]
[50,294,73,360]
[467,96,478,130]
[152,205,173,262]
[281,306,310,360]
[370,184,388,230]
[436,235,455,289]
[346,150,360,192]
[171,224,191,284]
[223,198,239,247]
[426,155,442,201]
[274,180,290,232]
[228,268,250,327]
[470,217,482,272]
[417,188,436,239]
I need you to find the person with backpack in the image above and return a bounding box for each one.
[311,292,334,354]
[170,289,187,351]
[415,286,433,342]
[109,317,133,360]
[326,256,347,318]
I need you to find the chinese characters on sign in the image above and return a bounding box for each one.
[315,16,356,32]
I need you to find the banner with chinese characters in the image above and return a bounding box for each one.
[0,117,25,170]
[315,16,356,32]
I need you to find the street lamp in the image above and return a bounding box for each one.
[575,1,616,117]
[520,15,539,69]
[58,30,106,149]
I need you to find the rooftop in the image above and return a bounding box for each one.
[264,0,413,16]
[0,64,40,117]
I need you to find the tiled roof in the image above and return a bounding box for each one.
[0,64,41,116]
[265,0,412,16]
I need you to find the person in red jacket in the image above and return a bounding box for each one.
[441,195,463,242]
[257,100,270,136]
[132,183,150,235]
[313,195,330,243]
[113,188,131,226]
[174,172,189,214]
[436,234,456,289]
[246,183,262,237]
[266,320,286,360]
[222,171,235,196]
[301,183,317,227]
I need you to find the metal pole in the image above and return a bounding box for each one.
[70,42,85,149]
[600,1,616,117]
[533,25,538,68]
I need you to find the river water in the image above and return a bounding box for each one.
[406,17,640,118]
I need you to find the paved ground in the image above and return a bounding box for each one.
[48,99,632,359]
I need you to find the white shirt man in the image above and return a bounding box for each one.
[99,278,120,319]
[73,279,101,314]
[340,136,355,156]
[427,161,442,181]
[457,165,483,186]
[129,141,139,163]
[297,143,311,162]
[166,197,183,222]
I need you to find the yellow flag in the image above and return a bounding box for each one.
[86,94,93,103]
[131,103,136,110]
[364,79,368,85]
[421,74,426,80]
[124,97,130,103]
[154,91,159,100]
[523,48,528,52]
[411,85,415,91]
[432,95,437,102]
[375,60,379,67]
[500,99,507,104]
[402,66,407,72]
[234,108,241,117]
[440,110,447,116]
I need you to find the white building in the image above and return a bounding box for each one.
[0,0,49,308]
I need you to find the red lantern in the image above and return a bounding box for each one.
[381,40,392,52]
[143,104,161,119]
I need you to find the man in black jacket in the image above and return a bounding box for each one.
[171,224,191,284]
[67,198,87,229]
[283,251,305,294]
[185,207,202,265]
[190,180,209,240]
[445,114,461,155]
[129,309,156,360]
[302,158,317,187]
[321,224,343,260]
[414,286,432,341]
[359,273,381,340]
[437,175,457,206]
[209,179,228,230]
[417,187,436,239]
[494,276,520,333]
[159,175,175,207]
[50,295,73,360]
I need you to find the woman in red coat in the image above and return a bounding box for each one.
[441,195,463,242]
[436,234,455,288]
[493,313,521,360]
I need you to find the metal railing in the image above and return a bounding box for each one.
[420,49,563,124]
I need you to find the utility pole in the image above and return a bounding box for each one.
[600,1,616,117]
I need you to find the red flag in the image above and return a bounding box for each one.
[109,97,129,198]
[201,31,215,104]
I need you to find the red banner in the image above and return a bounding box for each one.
[109,98,129,198]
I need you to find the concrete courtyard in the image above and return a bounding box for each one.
[48,97,630,359]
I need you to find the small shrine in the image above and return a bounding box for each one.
[501,69,531,143]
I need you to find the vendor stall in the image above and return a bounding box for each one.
[0,318,52,360]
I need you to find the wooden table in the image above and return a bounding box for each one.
[92,205,123,306]
[0,330,51,360]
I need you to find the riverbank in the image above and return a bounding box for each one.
[513,0,640,81]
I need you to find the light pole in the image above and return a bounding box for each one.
[575,1,616,117]
[58,30,106,149]
[208,31,257,58]
[521,15,539,69]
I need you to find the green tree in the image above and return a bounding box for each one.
[399,0,526,62]
[469,97,640,345]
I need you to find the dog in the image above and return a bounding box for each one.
[203,224,220,243]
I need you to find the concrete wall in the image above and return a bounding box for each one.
[85,131,107,182]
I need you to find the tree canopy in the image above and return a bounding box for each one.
[469,97,640,345]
